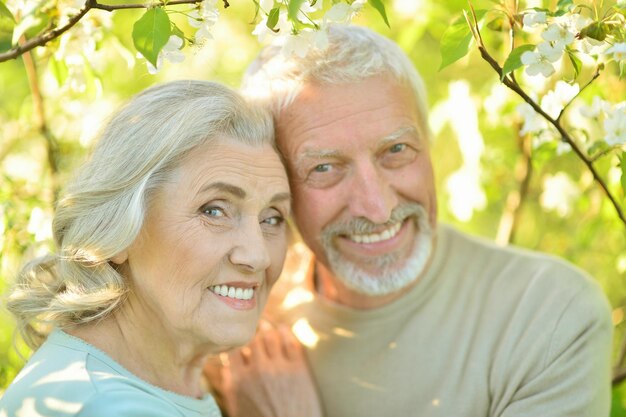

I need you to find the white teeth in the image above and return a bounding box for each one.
[348,222,402,244]
[210,285,254,300]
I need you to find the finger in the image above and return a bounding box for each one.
[235,345,252,366]
[260,325,282,360]
[277,325,304,361]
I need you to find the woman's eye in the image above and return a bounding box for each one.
[262,215,285,226]
[389,143,407,153]
[201,206,226,217]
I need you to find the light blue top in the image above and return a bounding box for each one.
[0,330,221,417]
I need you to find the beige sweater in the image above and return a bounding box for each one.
[271,224,612,417]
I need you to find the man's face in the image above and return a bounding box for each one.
[276,75,437,297]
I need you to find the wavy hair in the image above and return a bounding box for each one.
[7,80,274,349]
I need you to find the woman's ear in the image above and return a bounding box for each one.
[110,250,128,265]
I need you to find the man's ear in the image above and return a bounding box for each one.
[110,250,128,265]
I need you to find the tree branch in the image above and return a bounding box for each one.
[20,36,61,200]
[0,0,203,63]
[496,131,532,245]
[556,65,602,124]
[476,44,626,227]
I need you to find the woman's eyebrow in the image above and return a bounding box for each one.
[200,182,247,199]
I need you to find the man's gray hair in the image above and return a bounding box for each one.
[242,24,430,139]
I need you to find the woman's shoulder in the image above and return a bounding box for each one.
[0,331,99,416]
[75,390,183,417]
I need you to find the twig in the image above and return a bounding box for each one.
[556,66,602,123]
[614,367,626,386]
[20,36,61,200]
[476,44,626,226]
[590,145,622,162]
[0,0,203,63]
[496,131,532,245]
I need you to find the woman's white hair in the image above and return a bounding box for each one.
[7,80,274,349]
[242,24,430,139]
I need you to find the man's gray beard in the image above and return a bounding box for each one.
[320,203,433,297]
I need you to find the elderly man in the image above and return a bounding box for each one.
[207,24,612,417]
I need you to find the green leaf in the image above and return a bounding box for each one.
[620,152,626,197]
[579,21,608,41]
[47,55,69,86]
[171,22,186,46]
[566,49,581,79]
[556,0,574,12]
[0,1,15,23]
[267,7,280,30]
[0,0,14,51]
[132,7,171,67]
[587,140,609,157]
[501,44,535,81]
[287,0,306,22]
[368,0,390,28]
[439,9,487,71]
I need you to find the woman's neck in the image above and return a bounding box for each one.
[66,308,209,398]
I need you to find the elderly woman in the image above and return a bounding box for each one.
[0,80,291,416]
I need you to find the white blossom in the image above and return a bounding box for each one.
[189,0,219,44]
[146,36,185,74]
[540,80,579,119]
[324,0,365,23]
[541,14,585,48]
[521,42,563,77]
[301,0,324,13]
[259,0,274,11]
[540,172,580,217]
[542,23,574,48]
[606,43,626,62]
[282,28,329,58]
[517,102,548,135]
[604,103,626,146]
[579,96,611,118]
[523,11,546,28]
[252,8,291,43]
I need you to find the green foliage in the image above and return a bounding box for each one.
[288,0,306,21]
[132,8,172,67]
[0,0,625,402]
[368,0,390,28]
[501,44,535,81]
[439,9,486,70]
[619,151,626,196]
[267,7,281,31]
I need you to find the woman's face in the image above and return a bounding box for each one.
[118,137,291,353]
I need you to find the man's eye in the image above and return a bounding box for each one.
[201,206,226,217]
[313,163,332,173]
[389,143,407,153]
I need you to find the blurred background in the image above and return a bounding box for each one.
[1,0,625,413]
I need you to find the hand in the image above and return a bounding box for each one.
[204,321,323,417]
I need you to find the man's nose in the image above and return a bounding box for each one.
[347,163,397,224]
[228,218,271,273]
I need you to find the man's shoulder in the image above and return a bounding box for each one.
[438,224,609,318]
[440,224,595,286]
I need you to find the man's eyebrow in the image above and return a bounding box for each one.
[296,149,342,165]
[200,182,246,199]
[379,126,419,146]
